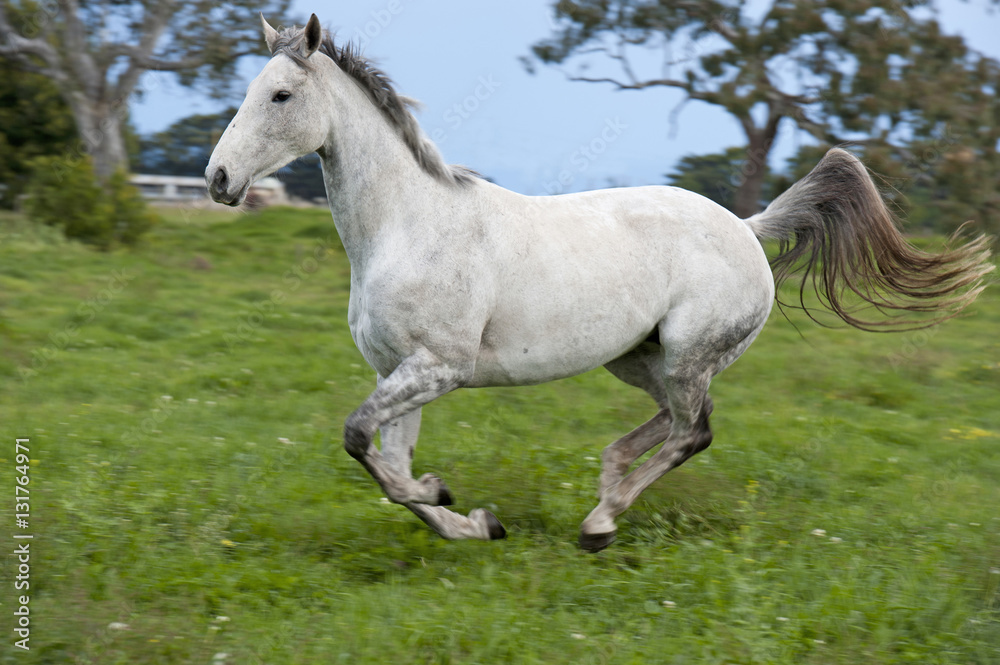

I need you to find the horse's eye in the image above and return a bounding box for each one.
[273,90,291,103]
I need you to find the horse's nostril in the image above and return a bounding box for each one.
[212,167,228,192]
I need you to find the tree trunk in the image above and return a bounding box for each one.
[733,108,785,219]
[70,97,129,179]
[732,134,771,219]
[733,157,767,218]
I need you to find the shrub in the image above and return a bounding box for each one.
[25,156,157,249]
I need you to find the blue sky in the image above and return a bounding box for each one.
[130,1,999,195]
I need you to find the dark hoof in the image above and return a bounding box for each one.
[482,510,507,540]
[437,482,454,507]
[579,530,616,552]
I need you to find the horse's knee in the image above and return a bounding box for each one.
[344,409,373,460]
[600,442,627,470]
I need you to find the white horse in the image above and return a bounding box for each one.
[207,15,993,551]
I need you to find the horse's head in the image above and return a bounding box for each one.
[206,14,332,206]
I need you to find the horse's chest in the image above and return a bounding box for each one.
[346,269,485,377]
[347,286,403,376]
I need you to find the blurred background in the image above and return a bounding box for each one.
[2,0,999,235]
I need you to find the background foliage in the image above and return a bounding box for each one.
[0,64,76,208]
[24,156,157,249]
[529,0,1000,226]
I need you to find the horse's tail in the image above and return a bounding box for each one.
[746,147,994,330]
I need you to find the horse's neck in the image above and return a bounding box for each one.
[318,92,441,275]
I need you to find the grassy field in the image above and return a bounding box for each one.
[1,206,998,664]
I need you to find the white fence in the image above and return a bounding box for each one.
[130,174,288,206]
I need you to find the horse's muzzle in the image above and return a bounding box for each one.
[206,165,248,207]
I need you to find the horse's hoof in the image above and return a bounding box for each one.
[437,482,454,507]
[485,511,507,540]
[472,509,507,540]
[579,530,616,552]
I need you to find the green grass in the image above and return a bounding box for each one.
[2,207,999,664]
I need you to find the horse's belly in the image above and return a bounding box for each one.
[469,309,655,387]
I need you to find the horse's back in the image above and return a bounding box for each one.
[468,184,775,386]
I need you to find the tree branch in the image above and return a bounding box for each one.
[54,0,101,96]
[113,4,173,101]
[141,47,260,71]
[566,74,689,91]
[0,25,69,85]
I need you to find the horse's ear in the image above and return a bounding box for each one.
[261,13,280,54]
[304,13,322,58]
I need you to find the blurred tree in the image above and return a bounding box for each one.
[274,153,326,203]
[0,0,295,180]
[0,62,76,207]
[526,0,1000,221]
[135,108,237,177]
[665,146,780,212]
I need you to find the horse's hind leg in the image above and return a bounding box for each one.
[600,344,673,498]
[580,369,713,552]
[580,311,764,552]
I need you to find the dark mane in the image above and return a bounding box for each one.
[270,25,479,186]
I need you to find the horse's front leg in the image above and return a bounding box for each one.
[343,350,458,505]
[375,387,453,506]
[380,406,505,541]
[343,350,506,540]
